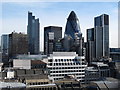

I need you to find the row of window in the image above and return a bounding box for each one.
[48,59,84,62]
[28,87,57,90]
[28,82,48,85]
[50,70,85,73]
[48,62,86,66]
[50,73,85,77]
[49,66,85,70]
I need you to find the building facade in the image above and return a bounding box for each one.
[110,48,120,61]
[94,14,109,59]
[1,34,9,54]
[1,34,9,64]
[44,26,62,55]
[9,32,28,58]
[27,11,40,54]
[47,52,87,83]
[85,67,100,83]
[86,28,95,64]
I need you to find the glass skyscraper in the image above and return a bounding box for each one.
[65,11,82,39]
[27,11,40,54]
[64,11,83,56]
[94,14,109,58]
[1,34,9,55]
[86,28,95,64]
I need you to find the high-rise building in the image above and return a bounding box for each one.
[1,34,9,54]
[44,26,62,55]
[27,11,40,54]
[94,14,109,59]
[9,32,28,58]
[64,11,83,56]
[86,28,95,64]
[1,34,9,64]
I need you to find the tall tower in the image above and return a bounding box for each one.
[86,28,95,64]
[27,11,40,54]
[1,34,9,55]
[94,14,109,58]
[64,11,83,56]
[1,34,9,64]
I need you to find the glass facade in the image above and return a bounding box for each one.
[27,12,40,54]
[94,14,109,58]
[65,11,82,39]
[64,11,83,56]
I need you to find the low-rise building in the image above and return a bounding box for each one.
[85,67,100,83]
[91,62,110,78]
[47,52,87,83]
[13,59,46,69]
[110,48,120,61]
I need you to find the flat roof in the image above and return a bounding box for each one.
[0,82,26,88]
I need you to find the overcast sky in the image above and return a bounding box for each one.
[0,1,118,51]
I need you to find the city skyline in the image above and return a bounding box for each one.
[1,2,118,51]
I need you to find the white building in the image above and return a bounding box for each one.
[13,59,31,69]
[47,52,87,83]
[13,59,47,69]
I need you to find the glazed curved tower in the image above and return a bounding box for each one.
[65,11,82,39]
[64,11,83,56]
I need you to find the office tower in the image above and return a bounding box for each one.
[86,28,95,64]
[1,34,9,64]
[27,11,40,54]
[44,26,62,55]
[9,32,28,58]
[47,52,87,83]
[1,35,9,54]
[64,11,83,56]
[94,14,109,59]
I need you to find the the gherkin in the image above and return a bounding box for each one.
[65,11,82,39]
[64,11,83,56]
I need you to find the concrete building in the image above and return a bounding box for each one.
[91,62,110,78]
[13,59,46,69]
[85,67,100,83]
[27,11,40,54]
[47,52,87,83]
[64,11,83,56]
[44,26,62,55]
[94,14,109,59]
[85,62,110,84]
[9,32,28,58]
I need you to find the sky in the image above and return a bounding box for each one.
[0,1,119,51]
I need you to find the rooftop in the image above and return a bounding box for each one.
[0,82,26,88]
[50,52,78,56]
